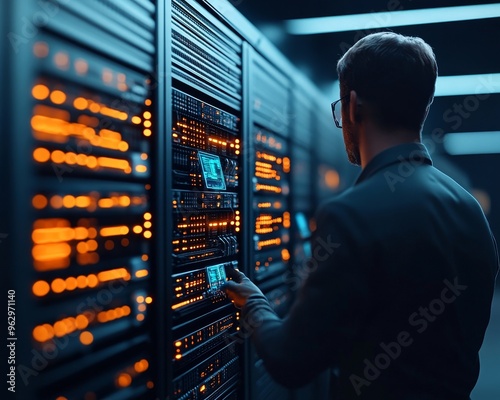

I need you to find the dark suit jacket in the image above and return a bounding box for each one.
[243,142,499,399]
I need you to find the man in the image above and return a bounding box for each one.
[223,32,499,399]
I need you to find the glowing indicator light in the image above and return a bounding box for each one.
[135,269,149,278]
[32,280,50,297]
[73,97,88,110]
[32,194,48,209]
[117,373,132,388]
[80,331,94,345]
[32,84,50,100]
[50,90,66,105]
[33,147,50,162]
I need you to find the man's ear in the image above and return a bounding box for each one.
[349,90,360,123]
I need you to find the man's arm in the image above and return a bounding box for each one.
[224,202,372,388]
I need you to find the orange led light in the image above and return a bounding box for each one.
[143,129,152,137]
[32,280,50,297]
[97,268,130,282]
[135,269,149,278]
[32,194,48,209]
[32,84,50,100]
[143,111,151,119]
[73,97,88,110]
[100,225,129,237]
[51,278,66,294]
[32,243,71,261]
[80,331,94,345]
[117,373,132,388]
[33,147,50,162]
[50,90,66,105]
[145,99,152,106]
[144,212,152,220]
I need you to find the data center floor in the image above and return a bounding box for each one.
[471,288,500,400]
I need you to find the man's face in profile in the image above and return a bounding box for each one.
[341,95,361,166]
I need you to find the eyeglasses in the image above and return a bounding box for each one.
[331,95,349,129]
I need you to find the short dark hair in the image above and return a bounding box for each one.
[337,32,437,131]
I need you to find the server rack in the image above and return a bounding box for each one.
[169,1,244,398]
[4,0,158,399]
[244,46,294,400]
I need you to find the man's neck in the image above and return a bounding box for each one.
[359,128,420,169]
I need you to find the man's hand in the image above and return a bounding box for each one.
[222,265,264,309]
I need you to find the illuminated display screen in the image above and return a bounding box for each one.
[295,212,311,239]
[206,264,227,292]
[198,151,226,190]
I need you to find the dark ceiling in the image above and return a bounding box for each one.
[235,0,500,95]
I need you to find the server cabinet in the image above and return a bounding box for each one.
[245,46,294,400]
[3,0,158,399]
[169,1,244,398]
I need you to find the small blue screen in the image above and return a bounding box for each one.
[198,151,226,190]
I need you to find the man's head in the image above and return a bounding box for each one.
[336,32,438,165]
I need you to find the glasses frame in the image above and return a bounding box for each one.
[331,94,349,129]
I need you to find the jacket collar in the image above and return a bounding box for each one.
[355,142,433,185]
